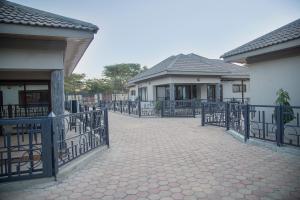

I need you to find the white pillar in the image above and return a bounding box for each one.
[216,83,221,102]
[169,83,175,101]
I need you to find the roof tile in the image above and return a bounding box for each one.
[129,53,249,83]
[221,19,300,58]
[0,0,98,33]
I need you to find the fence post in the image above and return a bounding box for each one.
[138,100,141,117]
[128,101,131,115]
[225,103,230,131]
[104,108,110,148]
[8,105,12,118]
[201,103,205,126]
[276,105,284,146]
[120,101,123,113]
[161,101,164,118]
[192,99,196,118]
[244,104,250,142]
[47,112,58,178]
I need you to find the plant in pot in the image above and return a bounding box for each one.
[274,89,295,144]
[275,89,295,124]
[155,101,162,114]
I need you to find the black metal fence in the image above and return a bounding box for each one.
[100,99,243,118]
[0,108,109,182]
[0,104,50,119]
[202,102,300,148]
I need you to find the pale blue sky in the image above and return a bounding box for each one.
[14,0,300,78]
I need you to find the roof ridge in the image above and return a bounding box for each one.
[166,54,182,70]
[129,53,249,83]
[191,54,231,73]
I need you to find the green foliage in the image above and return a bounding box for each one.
[85,78,112,95]
[65,63,144,96]
[64,73,86,94]
[275,89,295,124]
[103,63,143,92]
[155,101,162,111]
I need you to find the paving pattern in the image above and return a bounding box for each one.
[1,112,300,200]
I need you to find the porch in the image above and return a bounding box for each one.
[0,70,65,119]
[153,83,222,102]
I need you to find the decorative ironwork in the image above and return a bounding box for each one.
[102,100,205,118]
[249,105,277,142]
[0,104,49,119]
[201,102,300,148]
[204,102,226,127]
[228,103,246,136]
[283,106,300,147]
[0,118,51,182]
[53,109,108,167]
[0,108,109,182]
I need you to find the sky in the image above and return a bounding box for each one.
[13,0,300,78]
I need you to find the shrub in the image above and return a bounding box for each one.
[275,89,295,124]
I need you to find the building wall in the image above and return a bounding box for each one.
[0,38,64,70]
[221,80,250,100]
[0,84,48,105]
[129,76,249,101]
[112,93,128,101]
[249,55,300,106]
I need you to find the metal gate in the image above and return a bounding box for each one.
[161,100,195,117]
[0,118,53,182]
[202,102,226,127]
[0,108,109,182]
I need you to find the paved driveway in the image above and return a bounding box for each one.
[1,112,300,200]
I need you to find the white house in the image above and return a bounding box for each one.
[0,0,98,117]
[221,18,300,106]
[128,53,250,102]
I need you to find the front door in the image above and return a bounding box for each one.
[207,85,216,101]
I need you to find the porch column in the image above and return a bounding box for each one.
[169,83,175,101]
[169,83,175,116]
[216,83,221,102]
[51,70,65,115]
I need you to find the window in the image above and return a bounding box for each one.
[19,90,49,105]
[138,87,148,101]
[232,84,246,93]
[175,85,196,100]
[130,90,136,96]
[156,85,170,101]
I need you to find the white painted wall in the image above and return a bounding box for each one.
[249,55,300,106]
[221,80,250,100]
[129,76,251,101]
[133,76,222,101]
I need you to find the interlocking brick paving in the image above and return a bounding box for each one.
[1,112,300,200]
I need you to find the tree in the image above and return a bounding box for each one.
[275,89,295,124]
[64,73,86,99]
[85,78,112,95]
[85,78,112,102]
[103,63,143,93]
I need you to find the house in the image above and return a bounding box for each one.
[0,0,98,118]
[221,19,300,106]
[128,53,250,102]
